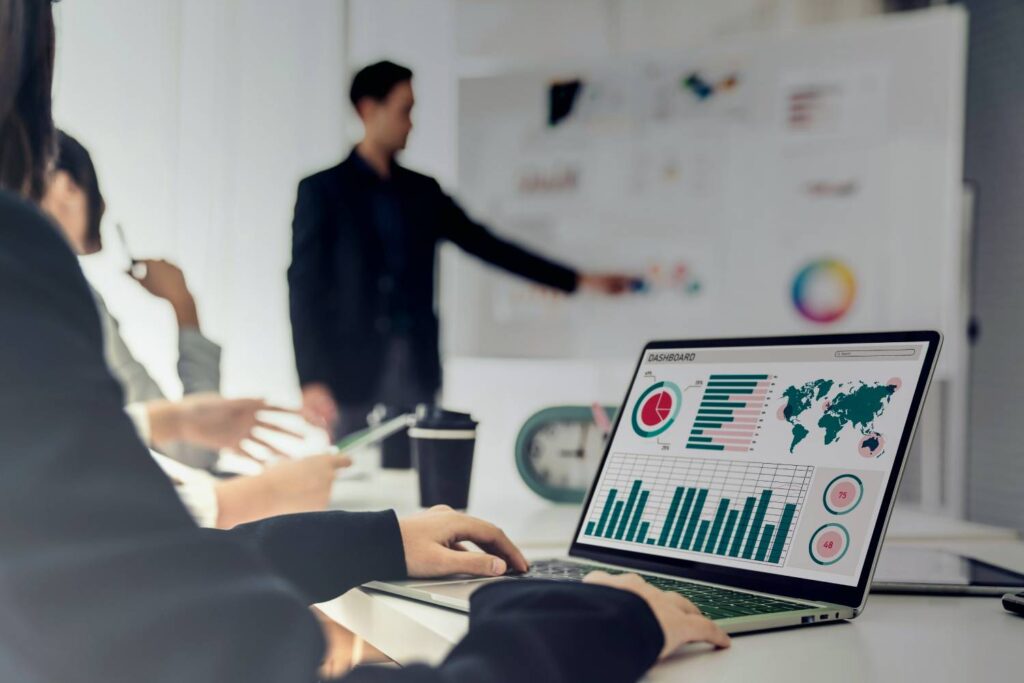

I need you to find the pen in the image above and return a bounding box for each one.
[115,222,148,280]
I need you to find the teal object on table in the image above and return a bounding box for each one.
[514,405,618,503]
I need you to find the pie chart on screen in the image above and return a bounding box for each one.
[631,381,682,438]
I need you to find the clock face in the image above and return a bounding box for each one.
[528,421,606,490]
[515,406,617,503]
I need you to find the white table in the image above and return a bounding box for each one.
[320,575,1023,682]
[323,468,1024,681]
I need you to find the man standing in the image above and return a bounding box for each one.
[289,61,631,437]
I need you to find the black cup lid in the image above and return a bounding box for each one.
[414,404,477,430]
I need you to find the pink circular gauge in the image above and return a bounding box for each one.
[809,523,850,565]
[815,530,844,559]
[830,481,857,508]
[823,474,864,515]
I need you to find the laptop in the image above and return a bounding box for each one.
[367,331,941,635]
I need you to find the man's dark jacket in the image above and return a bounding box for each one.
[288,151,579,403]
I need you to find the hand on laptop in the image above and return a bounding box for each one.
[584,571,731,658]
[399,506,530,578]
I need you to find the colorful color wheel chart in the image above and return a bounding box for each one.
[808,523,850,566]
[822,474,864,515]
[791,259,857,324]
[631,381,682,438]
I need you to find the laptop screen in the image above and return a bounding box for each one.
[574,337,935,588]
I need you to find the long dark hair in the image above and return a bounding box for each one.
[55,131,105,252]
[0,0,55,202]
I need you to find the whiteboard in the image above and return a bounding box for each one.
[446,8,966,367]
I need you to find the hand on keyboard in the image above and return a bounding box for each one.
[584,571,731,659]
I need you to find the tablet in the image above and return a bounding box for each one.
[871,547,1024,595]
[335,413,415,453]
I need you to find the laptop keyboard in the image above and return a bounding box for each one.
[523,559,813,620]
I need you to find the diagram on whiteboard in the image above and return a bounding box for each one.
[632,261,703,296]
[790,259,857,324]
[778,378,903,456]
[492,255,705,326]
[453,10,964,361]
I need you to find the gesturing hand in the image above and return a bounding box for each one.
[578,272,637,295]
[398,506,529,578]
[584,571,731,659]
[158,393,307,460]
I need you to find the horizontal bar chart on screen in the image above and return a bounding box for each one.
[686,373,777,453]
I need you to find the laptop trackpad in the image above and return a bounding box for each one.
[421,577,511,601]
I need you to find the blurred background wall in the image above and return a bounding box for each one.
[53,0,882,404]
[48,0,1024,532]
[53,0,346,400]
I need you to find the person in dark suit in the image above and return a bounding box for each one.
[0,3,728,681]
[289,60,635,436]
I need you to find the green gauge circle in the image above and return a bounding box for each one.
[630,381,682,438]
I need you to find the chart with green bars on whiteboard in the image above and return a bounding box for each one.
[584,454,812,566]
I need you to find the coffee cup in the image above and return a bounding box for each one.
[409,406,477,509]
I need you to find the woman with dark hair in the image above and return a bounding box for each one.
[43,129,103,251]
[0,0,53,201]
[37,129,364,529]
[46,129,228,468]
[0,1,727,681]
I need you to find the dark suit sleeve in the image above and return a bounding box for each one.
[0,194,325,683]
[337,581,663,683]
[288,177,336,387]
[0,193,664,683]
[227,510,407,603]
[434,182,579,293]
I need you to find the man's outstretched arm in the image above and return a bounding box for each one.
[436,184,634,295]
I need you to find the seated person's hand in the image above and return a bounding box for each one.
[584,571,731,658]
[257,452,351,513]
[398,505,529,578]
[215,452,351,527]
[311,607,389,678]
[129,258,189,300]
[178,394,307,460]
[147,393,308,460]
[128,259,200,328]
[312,606,358,679]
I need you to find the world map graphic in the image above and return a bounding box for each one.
[778,378,902,457]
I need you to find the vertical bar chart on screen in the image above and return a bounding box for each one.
[582,453,812,567]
